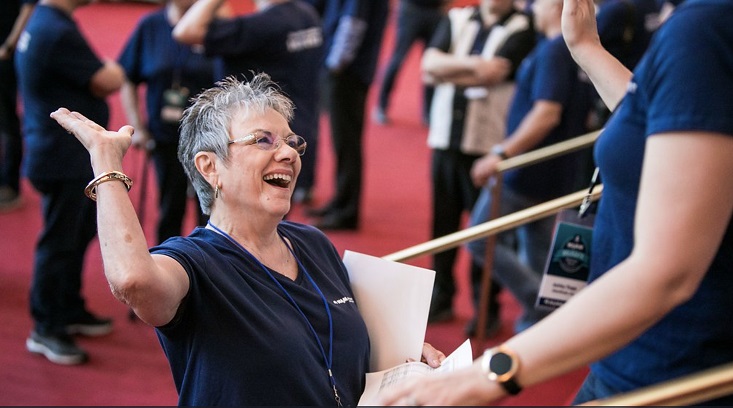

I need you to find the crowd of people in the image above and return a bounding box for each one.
[4,0,733,405]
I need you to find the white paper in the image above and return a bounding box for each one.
[343,250,435,372]
[357,339,474,406]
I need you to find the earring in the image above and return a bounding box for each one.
[214,184,220,199]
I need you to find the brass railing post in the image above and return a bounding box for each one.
[476,174,502,343]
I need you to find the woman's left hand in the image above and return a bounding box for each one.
[420,342,446,368]
[376,363,499,406]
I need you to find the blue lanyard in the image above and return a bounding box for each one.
[207,222,342,406]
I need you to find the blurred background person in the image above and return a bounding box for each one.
[15,0,125,365]
[306,0,389,231]
[420,0,536,337]
[0,0,36,210]
[466,0,594,334]
[118,0,218,243]
[173,0,323,206]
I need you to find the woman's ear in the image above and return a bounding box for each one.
[194,151,219,187]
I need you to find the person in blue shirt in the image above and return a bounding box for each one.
[118,0,218,243]
[377,0,733,404]
[466,0,593,334]
[50,73,444,406]
[173,0,323,206]
[16,0,125,366]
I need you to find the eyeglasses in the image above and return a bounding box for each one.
[228,130,307,156]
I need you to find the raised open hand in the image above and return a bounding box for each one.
[50,107,135,169]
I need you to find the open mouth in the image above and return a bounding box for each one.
[263,173,292,188]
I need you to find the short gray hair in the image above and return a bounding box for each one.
[178,73,295,215]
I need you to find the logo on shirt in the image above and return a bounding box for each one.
[287,27,322,52]
[332,296,354,305]
[17,31,30,53]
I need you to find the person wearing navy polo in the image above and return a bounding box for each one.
[377,0,733,405]
[15,0,125,365]
[118,0,218,243]
[174,0,323,206]
[466,0,593,334]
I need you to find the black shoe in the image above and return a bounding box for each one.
[464,315,502,338]
[65,312,113,337]
[26,330,88,365]
[315,213,358,231]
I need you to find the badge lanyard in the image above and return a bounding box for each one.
[207,222,342,406]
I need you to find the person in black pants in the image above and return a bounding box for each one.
[373,0,447,126]
[0,0,35,210]
[308,0,389,230]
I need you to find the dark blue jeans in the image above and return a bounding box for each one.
[29,178,97,335]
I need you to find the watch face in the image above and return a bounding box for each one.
[490,352,513,375]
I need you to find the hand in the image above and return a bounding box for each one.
[50,108,134,169]
[561,0,602,54]
[376,363,500,406]
[471,153,502,187]
[417,342,446,368]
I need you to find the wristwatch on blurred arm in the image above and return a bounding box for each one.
[490,144,509,160]
[481,345,522,395]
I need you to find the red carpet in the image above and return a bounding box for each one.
[0,1,586,405]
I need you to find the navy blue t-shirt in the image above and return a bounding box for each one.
[503,35,593,200]
[151,222,370,406]
[118,8,217,145]
[15,4,106,181]
[591,0,733,397]
[205,1,322,141]
[596,0,660,70]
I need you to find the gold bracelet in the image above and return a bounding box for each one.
[85,171,133,201]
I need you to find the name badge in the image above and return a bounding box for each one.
[161,87,189,124]
[536,209,594,311]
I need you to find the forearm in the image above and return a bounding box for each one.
[173,0,225,45]
[503,256,677,390]
[421,49,475,81]
[90,60,125,98]
[500,101,561,157]
[570,44,631,111]
[561,0,631,111]
[119,81,144,129]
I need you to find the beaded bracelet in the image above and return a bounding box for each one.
[84,171,133,201]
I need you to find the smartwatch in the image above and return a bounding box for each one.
[481,346,522,395]
[490,144,509,160]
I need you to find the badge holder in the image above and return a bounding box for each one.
[161,84,189,124]
[536,168,599,311]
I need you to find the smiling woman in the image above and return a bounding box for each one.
[49,73,445,406]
